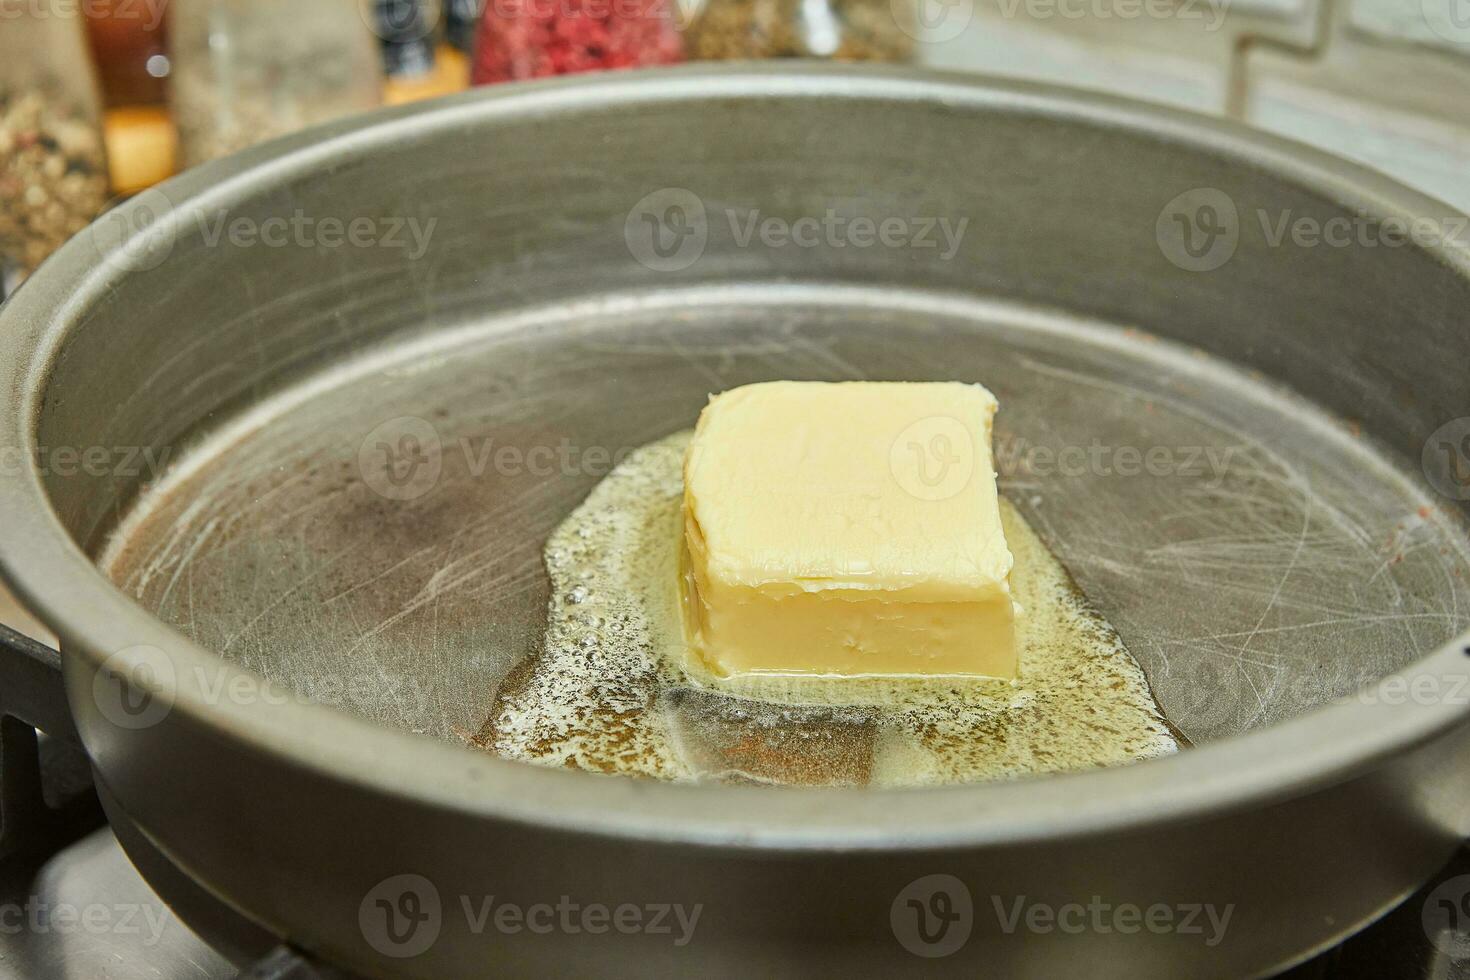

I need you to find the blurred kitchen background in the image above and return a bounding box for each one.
[1,0,1468,633]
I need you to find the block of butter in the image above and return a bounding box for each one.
[680,380,1019,681]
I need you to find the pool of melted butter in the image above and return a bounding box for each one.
[484,432,1179,786]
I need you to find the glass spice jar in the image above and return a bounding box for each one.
[471,0,684,84]
[686,0,916,62]
[372,0,441,79]
[445,0,482,53]
[167,0,384,169]
[0,4,111,278]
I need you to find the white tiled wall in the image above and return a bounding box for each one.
[923,0,1470,212]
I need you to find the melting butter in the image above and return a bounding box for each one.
[483,432,1178,786]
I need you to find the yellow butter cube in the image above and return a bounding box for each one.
[680,381,1019,680]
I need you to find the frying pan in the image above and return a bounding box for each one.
[1,64,1469,978]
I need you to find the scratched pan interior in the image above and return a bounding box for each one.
[97,286,1470,749]
[75,68,1470,758]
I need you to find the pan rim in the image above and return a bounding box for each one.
[2,62,1469,851]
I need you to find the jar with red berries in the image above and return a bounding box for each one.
[471,0,685,84]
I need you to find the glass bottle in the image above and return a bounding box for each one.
[85,0,172,107]
[372,0,442,79]
[446,0,482,53]
[0,6,111,277]
[686,0,917,62]
[168,0,384,169]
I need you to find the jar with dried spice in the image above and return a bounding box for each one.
[686,0,916,62]
[0,6,111,278]
[168,0,384,168]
